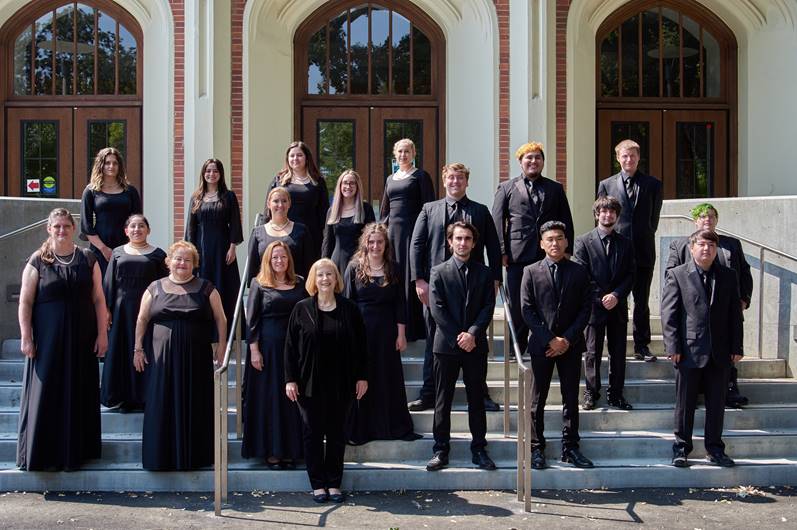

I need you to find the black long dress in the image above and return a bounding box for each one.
[380,169,435,340]
[321,201,376,275]
[17,249,101,470]
[269,177,328,262]
[242,279,307,460]
[101,246,168,410]
[343,264,416,444]
[80,185,142,274]
[185,190,244,334]
[248,222,314,280]
[142,277,215,470]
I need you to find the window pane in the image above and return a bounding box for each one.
[371,7,389,95]
[682,16,701,97]
[600,29,619,97]
[641,10,659,97]
[676,122,713,198]
[703,30,721,97]
[609,122,650,175]
[349,6,368,95]
[391,12,410,95]
[660,8,680,97]
[34,12,54,95]
[76,4,95,94]
[55,4,74,95]
[620,15,638,97]
[307,26,327,95]
[328,11,348,94]
[412,27,431,94]
[97,11,116,94]
[118,24,137,94]
[22,122,58,196]
[14,26,33,95]
[383,120,422,176]
[317,121,354,195]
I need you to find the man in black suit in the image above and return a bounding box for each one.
[492,142,574,354]
[409,163,503,413]
[573,196,636,411]
[665,203,753,408]
[662,230,743,468]
[426,222,497,472]
[521,220,593,470]
[597,139,663,362]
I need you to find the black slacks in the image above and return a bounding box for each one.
[506,262,531,353]
[631,265,654,350]
[296,393,350,490]
[432,352,487,454]
[584,310,628,399]
[529,350,581,453]
[674,357,730,455]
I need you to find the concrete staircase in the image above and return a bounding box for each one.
[1,315,796,492]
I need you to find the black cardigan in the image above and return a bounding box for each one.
[284,294,368,398]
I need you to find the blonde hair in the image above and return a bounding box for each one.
[327,170,366,224]
[38,208,76,264]
[305,258,344,296]
[352,223,396,286]
[264,186,292,216]
[89,147,129,191]
[614,139,641,156]
[255,241,298,288]
[393,138,416,158]
[514,142,545,161]
[277,141,322,186]
[441,162,470,181]
[166,240,200,269]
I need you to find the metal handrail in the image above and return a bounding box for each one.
[498,284,533,512]
[214,212,263,516]
[0,214,81,241]
[661,214,797,358]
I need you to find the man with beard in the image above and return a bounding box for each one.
[573,196,636,410]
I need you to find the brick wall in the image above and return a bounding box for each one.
[231,0,246,201]
[555,0,570,188]
[170,0,185,240]
[495,0,510,183]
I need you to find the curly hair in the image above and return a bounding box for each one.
[352,223,397,287]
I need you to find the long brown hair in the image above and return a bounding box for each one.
[327,169,367,225]
[190,158,230,213]
[38,208,76,264]
[277,141,323,186]
[352,223,396,286]
[255,241,298,288]
[88,147,129,191]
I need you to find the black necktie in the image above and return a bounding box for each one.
[527,180,541,216]
[625,176,636,204]
[551,262,560,299]
[450,201,461,223]
[701,270,712,301]
[603,234,615,274]
[459,262,469,292]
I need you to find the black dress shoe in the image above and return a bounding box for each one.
[582,392,600,410]
[531,448,547,470]
[328,492,345,503]
[707,452,735,467]
[312,492,329,503]
[561,448,594,468]
[472,450,496,470]
[634,346,657,362]
[607,396,633,410]
[483,396,501,412]
[408,399,435,412]
[672,450,689,468]
[426,451,449,471]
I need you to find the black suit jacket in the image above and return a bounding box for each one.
[492,175,574,264]
[572,228,636,325]
[597,171,663,267]
[520,258,591,358]
[428,257,496,355]
[410,196,502,282]
[665,235,753,306]
[661,260,744,369]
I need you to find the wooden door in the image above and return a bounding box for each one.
[663,110,727,199]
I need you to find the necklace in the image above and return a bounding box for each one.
[318,299,336,310]
[270,219,290,231]
[53,246,77,265]
[369,262,384,271]
[129,241,150,249]
[168,274,194,285]
[293,174,311,184]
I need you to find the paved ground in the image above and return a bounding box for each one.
[0,486,795,528]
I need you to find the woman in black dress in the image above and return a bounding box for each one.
[242,241,307,467]
[268,141,328,262]
[322,170,376,274]
[102,214,168,411]
[249,187,313,279]
[285,259,367,504]
[380,138,435,341]
[185,159,244,334]
[133,241,227,470]
[17,208,108,470]
[80,147,142,275]
[344,223,419,445]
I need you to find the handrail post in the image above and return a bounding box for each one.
[503,317,510,438]
[758,248,766,359]
[235,308,243,438]
[488,319,495,360]
[516,364,524,501]
[523,369,533,512]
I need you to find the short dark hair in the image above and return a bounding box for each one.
[446,220,479,243]
[540,220,567,237]
[593,196,622,217]
[689,229,719,246]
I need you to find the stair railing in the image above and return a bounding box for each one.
[498,284,533,512]
[661,214,797,358]
[214,213,263,516]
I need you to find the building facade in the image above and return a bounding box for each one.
[1,0,796,250]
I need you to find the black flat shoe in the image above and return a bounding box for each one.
[312,492,329,503]
[266,460,281,470]
[672,449,689,468]
[607,396,633,410]
[279,460,296,470]
[408,399,435,412]
[483,397,501,412]
[426,451,448,471]
[634,346,657,362]
[707,452,735,467]
[531,448,547,470]
[561,448,594,468]
[401,432,423,441]
[472,450,496,470]
[328,492,345,503]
